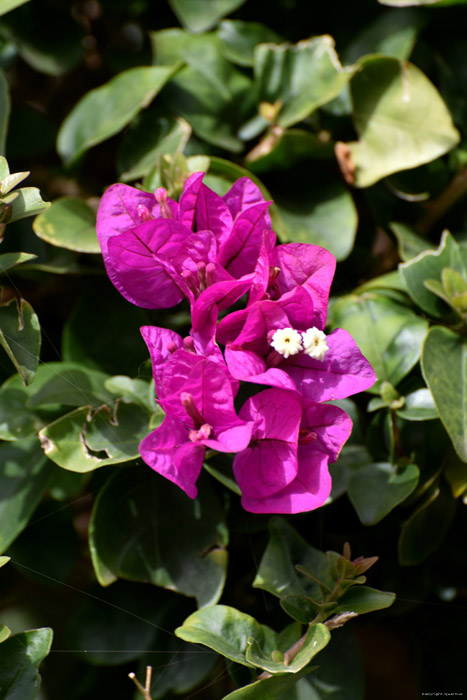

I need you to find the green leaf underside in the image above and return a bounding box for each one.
[422,326,467,461]
[57,64,183,164]
[89,469,228,607]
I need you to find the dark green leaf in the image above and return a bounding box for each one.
[89,469,228,607]
[247,129,334,174]
[0,628,52,700]
[217,20,282,66]
[280,594,322,624]
[348,462,419,525]
[396,388,438,421]
[223,667,315,700]
[33,197,99,253]
[344,8,423,63]
[57,64,183,165]
[0,438,52,551]
[421,326,467,461]
[389,221,433,261]
[0,297,40,385]
[0,252,37,272]
[333,586,395,615]
[169,0,246,33]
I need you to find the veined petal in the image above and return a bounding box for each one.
[218,202,271,278]
[223,177,271,225]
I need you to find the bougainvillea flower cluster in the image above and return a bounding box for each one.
[97,173,376,514]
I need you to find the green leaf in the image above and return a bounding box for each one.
[333,586,396,615]
[280,594,323,624]
[38,402,152,472]
[176,605,276,667]
[151,30,254,152]
[245,624,330,674]
[389,221,433,262]
[399,231,467,317]
[254,36,356,129]
[0,68,9,154]
[0,0,30,16]
[421,326,467,461]
[2,187,50,221]
[89,469,228,607]
[348,462,419,525]
[344,8,423,63]
[217,20,282,66]
[396,387,438,421]
[0,628,52,700]
[223,667,316,700]
[276,183,358,261]
[398,483,457,565]
[253,518,334,600]
[26,364,114,409]
[33,197,99,253]
[445,452,467,498]
[0,625,10,644]
[338,56,460,187]
[57,64,183,165]
[0,170,29,195]
[0,297,40,386]
[379,0,466,5]
[247,129,334,174]
[0,439,52,551]
[328,444,373,501]
[168,0,246,33]
[0,556,10,568]
[117,113,191,182]
[331,293,428,393]
[0,252,37,272]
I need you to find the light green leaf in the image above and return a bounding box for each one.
[399,230,467,317]
[0,439,52,551]
[245,624,330,674]
[0,625,10,644]
[38,402,152,472]
[217,20,282,66]
[0,556,10,568]
[0,170,29,194]
[276,183,358,261]
[57,64,183,165]
[168,0,246,33]
[2,186,50,221]
[332,293,428,393]
[396,387,438,421]
[421,325,467,461]
[89,469,228,607]
[0,0,30,16]
[333,586,396,615]
[0,296,40,385]
[0,68,9,154]
[344,8,424,63]
[27,364,114,408]
[0,252,37,273]
[254,36,356,129]
[151,30,254,152]
[348,462,420,525]
[176,605,276,667]
[0,628,52,700]
[398,483,457,565]
[223,667,315,700]
[118,114,191,182]
[33,197,99,253]
[389,221,433,261]
[339,55,460,187]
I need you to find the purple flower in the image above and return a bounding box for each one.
[139,350,252,498]
[217,288,376,401]
[234,388,352,514]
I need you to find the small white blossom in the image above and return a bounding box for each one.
[302,327,329,361]
[270,327,303,358]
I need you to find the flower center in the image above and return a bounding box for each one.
[189,423,213,443]
[270,328,303,359]
[302,327,329,361]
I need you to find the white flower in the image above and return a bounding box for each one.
[302,327,329,361]
[270,327,303,358]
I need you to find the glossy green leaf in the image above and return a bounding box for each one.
[168,0,246,33]
[398,483,457,565]
[218,20,282,66]
[33,197,99,253]
[117,114,191,182]
[445,452,467,498]
[332,294,428,393]
[0,439,52,551]
[399,231,467,317]
[0,252,37,272]
[254,36,356,129]
[176,605,276,667]
[38,401,152,472]
[246,624,330,674]
[0,0,30,16]
[57,64,182,165]
[247,129,334,173]
[0,69,9,154]
[344,8,423,63]
[27,364,114,409]
[0,170,29,195]
[253,518,333,600]
[333,586,395,615]
[2,187,50,221]
[280,594,323,624]
[151,30,254,152]
[421,325,467,461]
[0,297,40,386]
[340,56,460,187]
[348,462,419,525]
[89,469,228,607]
[389,221,432,262]
[328,444,373,502]
[0,628,52,700]
[276,183,358,261]
[396,388,438,421]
